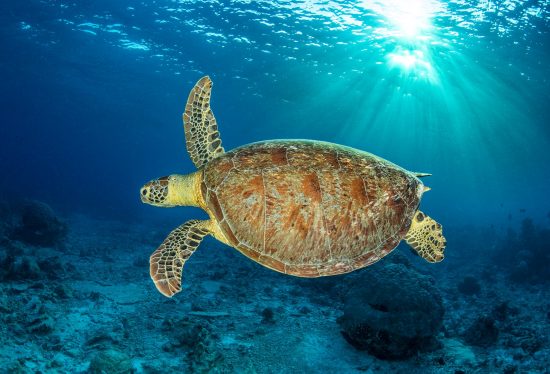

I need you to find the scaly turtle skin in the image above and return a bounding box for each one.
[140,76,446,297]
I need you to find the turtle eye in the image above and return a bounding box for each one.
[141,188,148,196]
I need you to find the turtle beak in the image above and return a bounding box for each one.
[140,184,150,203]
[140,182,153,204]
[140,176,170,206]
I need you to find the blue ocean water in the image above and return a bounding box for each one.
[0,1,549,373]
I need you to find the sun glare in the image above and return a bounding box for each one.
[387,48,436,81]
[361,0,442,80]
[388,49,418,69]
[363,0,440,38]
[387,2,432,37]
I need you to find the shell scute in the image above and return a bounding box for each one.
[212,171,265,251]
[203,156,234,190]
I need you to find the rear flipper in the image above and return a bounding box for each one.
[405,211,446,263]
[149,220,211,297]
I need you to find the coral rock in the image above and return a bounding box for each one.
[338,263,444,360]
[261,307,275,324]
[10,200,67,247]
[87,349,133,374]
[7,256,42,280]
[463,316,499,347]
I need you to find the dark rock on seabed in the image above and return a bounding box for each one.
[463,316,499,347]
[87,349,133,374]
[338,263,444,360]
[497,218,550,284]
[457,275,481,296]
[0,201,549,373]
[9,200,67,248]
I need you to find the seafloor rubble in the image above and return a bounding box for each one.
[0,200,548,373]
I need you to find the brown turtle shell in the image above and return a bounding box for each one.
[201,140,423,277]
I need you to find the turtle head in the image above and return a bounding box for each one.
[140,176,174,207]
[140,172,203,208]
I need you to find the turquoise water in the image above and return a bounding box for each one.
[0,1,549,373]
[1,0,549,226]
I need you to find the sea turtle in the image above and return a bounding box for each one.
[140,76,446,297]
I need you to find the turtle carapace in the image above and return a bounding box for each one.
[140,76,446,298]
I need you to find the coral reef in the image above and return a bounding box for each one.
[498,218,550,284]
[161,316,225,372]
[0,213,548,373]
[338,263,444,360]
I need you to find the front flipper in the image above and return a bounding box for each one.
[150,220,211,297]
[183,76,225,169]
[405,211,446,263]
